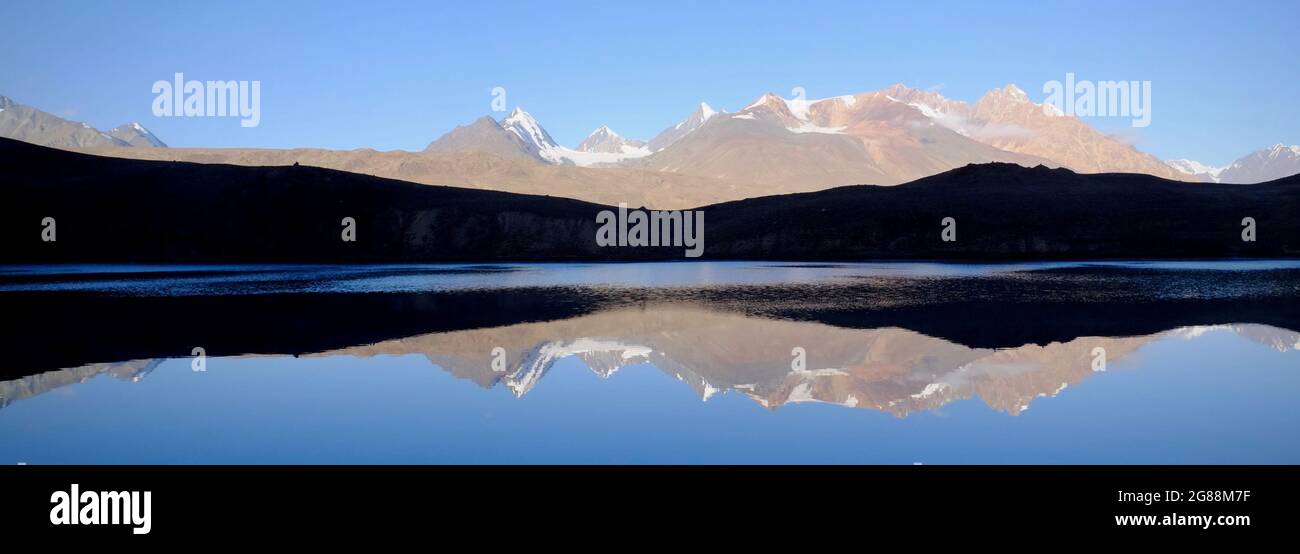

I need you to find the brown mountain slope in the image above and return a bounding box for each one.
[969,85,1190,180]
[637,88,1057,187]
[640,84,1194,186]
[422,115,539,162]
[77,145,781,209]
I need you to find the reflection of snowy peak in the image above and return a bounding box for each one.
[113,308,1294,419]
[0,359,162,411]
[577,125,646,154]
[1174,324,1300,352]
[505,338,653,397]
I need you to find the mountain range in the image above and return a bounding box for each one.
[0,94,164,149]
[1166,144,1300,184]
[1,87,1298,207]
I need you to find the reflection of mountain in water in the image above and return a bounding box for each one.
[318,305,1222,416]
[7,264,1300,379]
[1170,325,1300,352]
[9,307,1293,417]
[0,359,161,410]
[333,315,1300,415]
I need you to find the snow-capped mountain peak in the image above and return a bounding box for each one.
[735,91,847,135]
[502,107,555,145]
[698,102,716,120]
[108,122,167,148]
[589,125,618,139]
[646,100,725,152]
[1165,159,1226,182]
[0,94,166,149]
[576,124,647,155]
[1267,143,1300,158]
[499,107,564,163]
[491,108,653,166]
[1217,143,1300,183]
[742,92,794,114]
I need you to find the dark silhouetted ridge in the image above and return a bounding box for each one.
[1,137,1297,262]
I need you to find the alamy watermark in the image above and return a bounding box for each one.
[491,86,507,112]
[152,72,261,127]
[596,204,705,258]
[1042,73,1151,128]
[50,484,151,535]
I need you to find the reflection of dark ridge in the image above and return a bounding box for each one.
[2,267,1297,380]
[1016,265,1283,276]
[0,265,525,285]
[0,288,613,380]
[667,268,1300,347]
[754,264,850,269]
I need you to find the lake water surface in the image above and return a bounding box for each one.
[1,261,1298,463]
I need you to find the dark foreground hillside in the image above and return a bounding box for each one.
[0,137,1296,262]
[704,163,1300,259]
[0,138,660,263]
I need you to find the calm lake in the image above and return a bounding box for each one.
[2,261,1298,463]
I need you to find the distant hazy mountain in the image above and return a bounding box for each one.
[108,122,167,148]
[423,115,539,162]
[0,94,163,149]
[1165,159,1226,182]
[1218,144,1300,184]
[576,125,646,154]
[569,124,651,166]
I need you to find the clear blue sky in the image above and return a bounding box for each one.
[2,0,1296,165]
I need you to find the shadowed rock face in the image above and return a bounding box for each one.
[6,303,1294,417]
